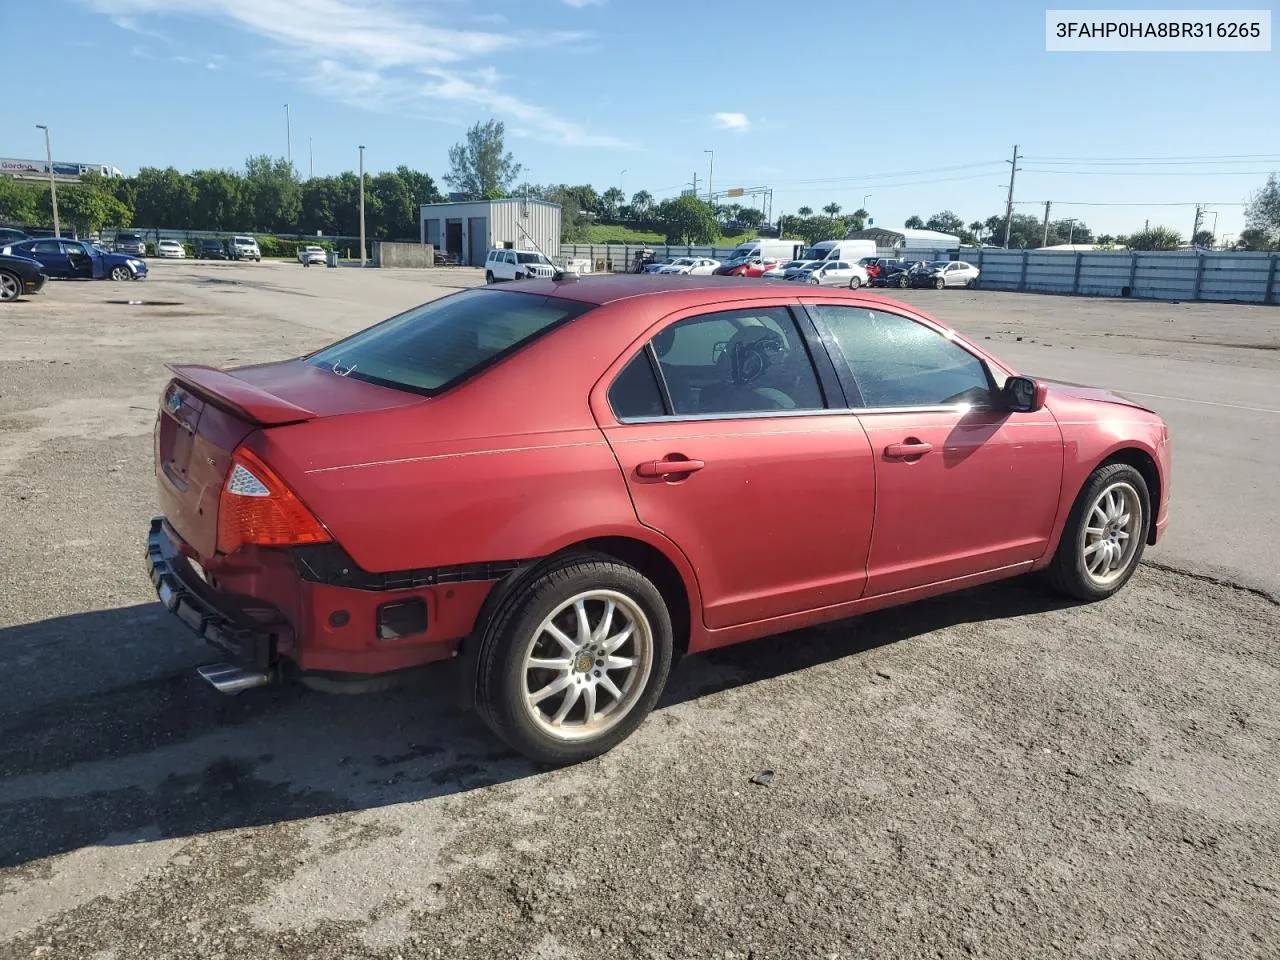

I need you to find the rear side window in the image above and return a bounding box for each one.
[306,289,592,396]
[608,351,665,420]
[810,305,994,408]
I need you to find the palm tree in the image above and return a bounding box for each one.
[797,206,813,217]
[823,202,842,220]
[968,220,985,241]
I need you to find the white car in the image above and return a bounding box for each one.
[792,260,870,289]
[916,260,981,289]
[230,236,262,261]
[298,245,327,265]
[656,257,720,276]
[484,248,557,282]
[762,259,820,280]
[155,239,186,259]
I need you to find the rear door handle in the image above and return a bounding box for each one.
[884,441,933,459]
[636,458,705,478]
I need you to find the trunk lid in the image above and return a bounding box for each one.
[155,359,424,558]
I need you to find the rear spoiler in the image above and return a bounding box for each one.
[166,364,317,426]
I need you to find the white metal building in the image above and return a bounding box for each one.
[843,226,961,252]
[419,198,562,266]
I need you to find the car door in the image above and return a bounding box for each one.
[24,240,69,277]
[826,262,851,287]
[592,302,876,629]
[61,241,98,278]
[802,301,1064,596]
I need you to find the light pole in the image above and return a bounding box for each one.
[285,104,292,167]
[308,137,314,179]
[35,124,59,238]
[704,150,714,208]
[620,169,627,201]
[358,144,366,265]
[1065,218,1077,245]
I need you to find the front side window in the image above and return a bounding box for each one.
[810,305,994,409]
[649,307,824,416]
[306,289,592,396]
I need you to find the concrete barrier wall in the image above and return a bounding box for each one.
[373,241,434,268]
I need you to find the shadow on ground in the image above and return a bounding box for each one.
[0,577,1074,868]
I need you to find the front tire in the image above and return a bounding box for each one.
[897,274,909,288]
[0,270,21,302]
[110,265,132,281]
[934,277,946,289]
[1046,463,1150,601]
[474,554,674,766]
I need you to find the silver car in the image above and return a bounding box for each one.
[762,259,821,279]
[792,260,870,289]
[914,260,981,289]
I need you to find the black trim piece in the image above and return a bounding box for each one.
[146,517,279,671]
[786,304,849,410]
[797,302,864,408]
[644,342,675,416]
[290,542,527,592]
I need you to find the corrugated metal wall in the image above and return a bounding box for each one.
[557,243,1280,305]
[420,200,562,265]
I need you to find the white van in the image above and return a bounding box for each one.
[230,236,261,261]
[724,238,804,264]
[802,239,877,262]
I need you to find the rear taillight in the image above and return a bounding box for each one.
[217,446,331,553]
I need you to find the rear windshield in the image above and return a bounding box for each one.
[304,289,592,396]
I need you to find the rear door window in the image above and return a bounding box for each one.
[306,289,592,396]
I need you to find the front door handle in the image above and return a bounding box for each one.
[636,457,705,478]
[884,440,933,459]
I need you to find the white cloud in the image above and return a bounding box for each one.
[712,112,750,131]
[81,0,622,148]
[562,0,605,6]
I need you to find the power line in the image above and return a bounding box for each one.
[1021,167,1277,176]
[1013,199,1247,207]
[1026,152,1280,162]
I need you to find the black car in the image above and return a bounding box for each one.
[0,253,48,302]
[869,258,917,288]
[0,227,29,246]
[196,238,228,260]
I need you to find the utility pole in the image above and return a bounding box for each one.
[1041,200,1052,247]
[358,144,367,266]
[690,171,699,197]
[35,124,59,238]
[1065,218,1077,244]
[1002,144,1021,249]
[285,104,292,167]
[1190,203,1203,246]
[620,168,627,201]
[704,150,714,208]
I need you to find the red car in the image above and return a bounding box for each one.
[148,276,1171,764]
[715,256,779,278]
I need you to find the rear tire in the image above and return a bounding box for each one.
[934,277,946,289]
[1046,463,1150,602]
[897,274,909,288]
[474,553,674,766]
[485,271,494,284]
[966,277,977,289]
[0,269,21,302]
[849,276,862,289]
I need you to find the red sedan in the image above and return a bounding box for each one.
[148,275,1171,764]
[715,256,780,278]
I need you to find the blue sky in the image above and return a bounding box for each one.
[9,0,1279,237]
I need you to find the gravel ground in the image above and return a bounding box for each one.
[1,262,1277,959]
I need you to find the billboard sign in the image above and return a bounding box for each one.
[1,158,45,174]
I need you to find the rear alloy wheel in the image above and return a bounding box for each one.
[934,276,946,289]
[848,276,862,289]
[475,554,673,765]
[110,265,133,281]
[1046,463,1150,601]
[966,277,977,289]
[485,270,495,284]
[0,270,21,301]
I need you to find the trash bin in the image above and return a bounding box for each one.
[326,250,338,268]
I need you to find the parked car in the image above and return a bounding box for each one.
[230,236,262,261]
[156,239,187,259]
[0,227,29,246]
[0,252,48,301]
[762,259,820,279]
[298,245,327,266]
[715,256,780,278]
[145,276,1171,765]
[196,238,228,260]
[484,248,556,282]
[655,257,720,276]
[114,232,147,256]
[870,259,919,288]
[0,238,146,281]
[908,260,981,289]
[793,259,870,289]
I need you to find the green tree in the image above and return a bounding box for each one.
[629,190,654,219]
[53,173,131,233]
[656,195,719,244]
[242,155,301,231]
[1125,226,1182,251]
[792,215,844,246]
[598,187,625,220]
[1236,226,1275,250]
[845,208,868,232]
[736,207,765,230]
[133,166,198,227]
[1243,173,1280,248]
[924,210,964,235]
[1049,219,1093,244]
[189,169,244,230]
[968,220,985,242]
[797,206,813,216]
[0,178,43,224]
[444,118,522,200]
[822,202,842,220]
[904,215,925,229]
[1192,230,1215,248]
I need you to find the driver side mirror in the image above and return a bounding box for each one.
[1003,375,1047,412]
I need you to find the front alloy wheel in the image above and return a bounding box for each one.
[0,271,20,301]
[1047,462,1150,601]
[110,265,133,281]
